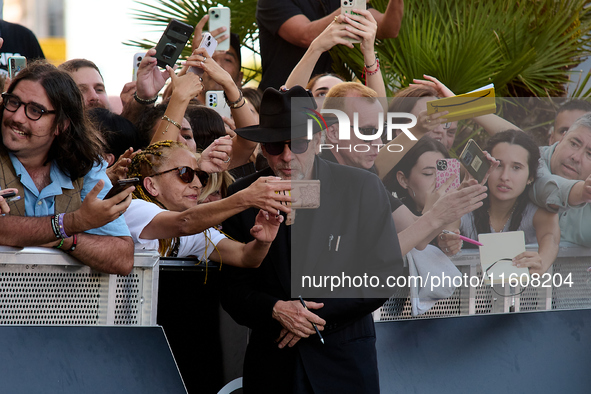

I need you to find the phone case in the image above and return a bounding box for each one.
[188,33,218,76]
[459,139,491,183]
[208,6,231,51]
[132,52,145,82]
[104,178,140,200]
[435,159,460,193]
[8,56,26,79]
[154,19,194,69]
[205,91,232,119]
[341,0,366,43]
[270,180,321,209]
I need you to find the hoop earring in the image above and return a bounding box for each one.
[407,187,416,198]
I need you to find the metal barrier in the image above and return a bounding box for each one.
[0,246,159,326]
[376,245,591,321]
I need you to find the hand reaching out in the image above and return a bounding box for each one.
[250,209,284,244]
[410,75,456,98]
[197,135,233,173]
[136,48,173,100]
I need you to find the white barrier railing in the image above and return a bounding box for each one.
[0,246,159,326]
[377,245,591,321]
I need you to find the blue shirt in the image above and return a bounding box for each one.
[9,153,131,237]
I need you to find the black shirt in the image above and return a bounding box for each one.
[256,0,340,91]
[0,20,45,77]
[319,149,403,213]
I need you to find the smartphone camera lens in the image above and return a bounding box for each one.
[436,160,447,171]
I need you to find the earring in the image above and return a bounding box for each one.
[526,180,532,185]
[407,187,416,197]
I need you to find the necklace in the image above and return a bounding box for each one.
[488,203,517,233]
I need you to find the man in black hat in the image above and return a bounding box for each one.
[220,86,405,393]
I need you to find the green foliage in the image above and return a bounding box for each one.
[331,0,591,98]
[125,0,260,82]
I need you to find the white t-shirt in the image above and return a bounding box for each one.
[124,199,226,259]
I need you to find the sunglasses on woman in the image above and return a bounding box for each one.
[263,140,310,156]
[150,166,209,186]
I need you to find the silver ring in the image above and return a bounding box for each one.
[223,156,231,164]
[119,210,125,217]
[202,56,207,62]
[445,247,449,253]
[427,119,431,123]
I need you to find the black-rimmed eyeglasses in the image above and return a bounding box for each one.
[150,166,209,186]
[1,93,56,121]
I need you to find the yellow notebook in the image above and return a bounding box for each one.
[426,84,496,122]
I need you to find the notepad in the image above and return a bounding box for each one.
[478,231,528,285]
[426,84,496,122]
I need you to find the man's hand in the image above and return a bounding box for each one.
[119,81,137,108]
[272,300,325,349]
[581,174,591,203]
[66,180,133,234]
[191,14,228,53]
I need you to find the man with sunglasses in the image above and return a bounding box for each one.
[221,86,405,393]
[0,60,135,276]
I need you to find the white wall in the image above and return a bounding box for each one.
[64,0,161,97]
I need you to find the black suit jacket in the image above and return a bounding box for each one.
[221,158,405,393]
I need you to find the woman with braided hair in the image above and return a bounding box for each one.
[123,139,290,264]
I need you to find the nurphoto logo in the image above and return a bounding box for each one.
[304,108,419,153]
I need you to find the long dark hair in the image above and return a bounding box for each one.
[2,60,104,180]
[185,104,226,152]
[473,130,540,234]
[382,137,449,214]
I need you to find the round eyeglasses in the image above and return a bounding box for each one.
[150,166,209,186]
[1,93,56,121]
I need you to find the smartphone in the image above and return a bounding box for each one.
[208,6,231,52]
[269,180,321,209]
[435,159,460,193]
[205,91,232,119]
[0,191,16,198]
[8,56,27,79]
[459,139,491,184]
[188,33,218,76]
[132,52,145,82]
[104,178,140,200]
[341,0,366,43]
[154,19,194,69]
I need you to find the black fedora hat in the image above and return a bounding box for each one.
[235,86,336,143]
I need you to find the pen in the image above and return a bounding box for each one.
[442,230,483,247]
[298,295,324,345]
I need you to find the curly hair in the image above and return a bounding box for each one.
[1,60,105,180]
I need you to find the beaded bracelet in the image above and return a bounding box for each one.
[223,90,245,109]
[64,234,78,254]
[365,56,378,70]
[133,91,158,105]
[364,58,380,76]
